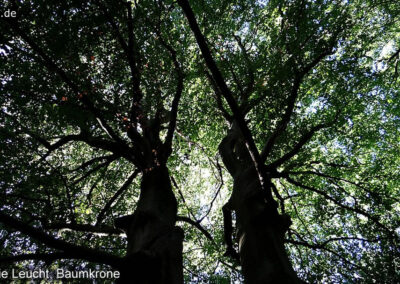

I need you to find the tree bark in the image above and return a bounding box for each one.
[176,2,303,281]
[115,166,183,283]
[220,127,302,284]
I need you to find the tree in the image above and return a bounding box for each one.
[177,0,400,282]
[1,0,186,282]
[1,0,399,283]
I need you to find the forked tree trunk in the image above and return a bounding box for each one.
[115,166,183,283]
[232,168,300,284]
[220,126,302,284]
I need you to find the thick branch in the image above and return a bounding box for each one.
[96,170,140,225]
[3,193,48,204]
[0,253,70,264]
[39,133,84,161]
[261,43,337,162]
[44,223,123,235]
[266,123,326,168]
[157,35,184,158]
[35,131,137,165]
[199,176,223,222]
[233,35,255,99]
[0,211,121,267]
[178,0,274,205]
[171,176,197,221]
[72,155,117,185]
[71,154,116,172]
[81,135,138,165]
[285,239,363,270]
[260,77,301,161]
[284,175,392,233]
[286,235,380,250]
[221,202,239,261]
[204,69,233,122]
[176,216,213,243]
[388,48,400,63]
[8,21,127,148]
[95,0,142,105]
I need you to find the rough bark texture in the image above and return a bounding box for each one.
[219,125,302,284]
[177,2,303,281]
[115,166,183,283]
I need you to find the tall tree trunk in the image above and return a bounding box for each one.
[219,127,302,284]
[115,166,183,283]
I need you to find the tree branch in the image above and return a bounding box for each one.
[260,77,301,161]
[221,202,240,262]
[266,123,326,168]
[71,155,117,185]
[204,69,233,122]
[96,170,140,225]
[0,253,71,264]
[7,20,127,148]
[284,175,393,233]
[285,239,363,270]
[157,33,184,159]
[39,133,84,161]
[71,154,117,172]
[176,216,214,243]
[95,0,142,107]
[233,35,255,100]
[261,38,337,162]
[178,0,275,205]
[198,168,223,222]
[44,222,123,235]
[0,211,121,267]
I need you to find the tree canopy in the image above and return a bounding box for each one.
[1,0,400,283]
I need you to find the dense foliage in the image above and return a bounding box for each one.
[1,0,399,283]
